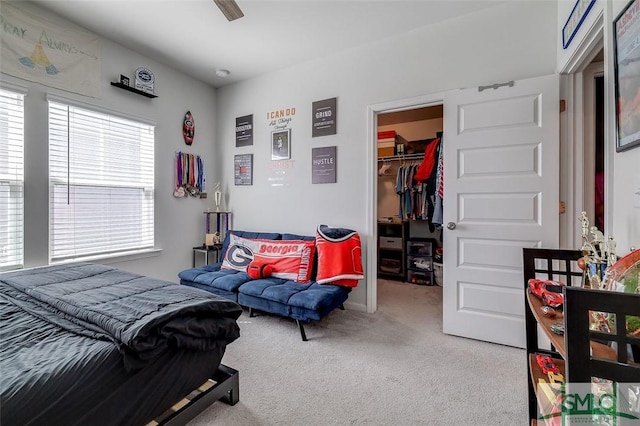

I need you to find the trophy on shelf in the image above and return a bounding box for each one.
[214,182,222,212]
[578,211,616,289]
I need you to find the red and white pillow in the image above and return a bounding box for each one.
[221,234,315,283]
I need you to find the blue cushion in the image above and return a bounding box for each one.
[178,264,220,281]
[220,230,281,259]
[179,265,253,293]
[181,280,238,302]
[238,293,292,318]
[238,278,350,320]
[288,283,350,311]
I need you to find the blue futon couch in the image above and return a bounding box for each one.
[178,230,351,341]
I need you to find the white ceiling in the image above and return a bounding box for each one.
[29,0,508,88]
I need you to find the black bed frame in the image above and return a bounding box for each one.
[158,364,239,426]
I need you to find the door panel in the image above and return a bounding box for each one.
[458,94,541,133]
[459,238,541,271]
[443,74,559,348]
[458,282,523,316]
[459,193,540,223]
[459,143,540,177]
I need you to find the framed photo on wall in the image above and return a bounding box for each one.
[234,154,253,185]
[271,129,291,160]
[614,0,640,152]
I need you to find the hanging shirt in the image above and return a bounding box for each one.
[414,137,440,182]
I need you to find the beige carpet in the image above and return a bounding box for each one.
[188,279,528,425]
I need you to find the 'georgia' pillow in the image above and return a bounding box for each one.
[221,234,315,283]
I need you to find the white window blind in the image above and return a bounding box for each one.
[0,88,24,270]
[48,101,155,262]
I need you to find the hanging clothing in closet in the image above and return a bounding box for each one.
[395,136,444,227]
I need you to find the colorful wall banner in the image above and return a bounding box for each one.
[0,2,101,98]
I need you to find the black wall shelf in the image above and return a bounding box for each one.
[110,82,157,98]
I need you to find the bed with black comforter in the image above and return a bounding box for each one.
[0,263,242,426]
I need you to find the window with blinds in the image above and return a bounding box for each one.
[0,88,24,270]
[48,101,155,262]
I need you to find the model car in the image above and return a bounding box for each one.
[527,278,566,308]
[536,354,560,375]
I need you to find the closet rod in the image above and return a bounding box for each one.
[377,153,424,162]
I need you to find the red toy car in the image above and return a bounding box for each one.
[536,354,560,375]
[528,278,566,308]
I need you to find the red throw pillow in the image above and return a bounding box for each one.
[252,239,315,283]
[247,261,273,279]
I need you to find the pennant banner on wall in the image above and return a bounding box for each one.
[0,2,101,98]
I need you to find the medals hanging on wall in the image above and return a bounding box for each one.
[183,111,195,145]
[174,151,185,197]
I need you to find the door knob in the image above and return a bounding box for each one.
[447,222,456,230]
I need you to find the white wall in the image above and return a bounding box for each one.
[1,3,219,282]
[216,1,558,309]
[609,0,640,253]
[557,0,640,254]
[557,0,605,72]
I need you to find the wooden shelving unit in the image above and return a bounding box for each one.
[523,248,640,425]
[527,353,565,426]
[526,292,615,360]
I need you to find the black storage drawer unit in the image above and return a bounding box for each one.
[406,238,436,285]
[407,270,433,285]
[407,240,432,257]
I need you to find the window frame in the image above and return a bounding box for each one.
[0,85,26,271]
[47,95,156,263]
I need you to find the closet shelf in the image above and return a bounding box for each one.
[377,153,424,162]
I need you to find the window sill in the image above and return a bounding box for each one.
[53,248,163,266]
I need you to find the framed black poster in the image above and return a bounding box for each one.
[312,97,337,137]
[312,146,337,184]
[234,154,253,185]
[614,0,640,152]
[235,114,253,147]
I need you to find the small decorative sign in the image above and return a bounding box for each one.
[134,67,155,94]
[312,146,337,184]
[235,114,253,147]
[183,111,195,146]
[267,107,296,130]
[234,154,253,185]
[562,0,596,49]
[120,74,130,86]
[312,97,337,137]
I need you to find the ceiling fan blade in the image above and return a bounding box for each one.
[213,0,244,21]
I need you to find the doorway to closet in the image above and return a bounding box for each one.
[375,104,444,307]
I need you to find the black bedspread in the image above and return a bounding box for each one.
[0,263,242,425]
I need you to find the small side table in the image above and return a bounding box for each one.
[192,245,222,267]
